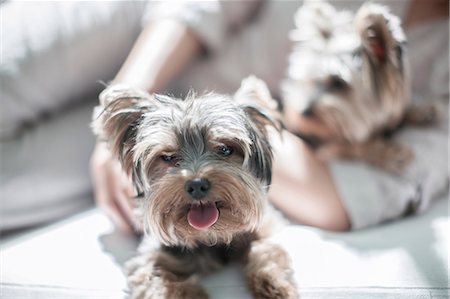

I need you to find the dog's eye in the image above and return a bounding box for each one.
[352,47,362,58]
[218,145,234,157]
[329,76,347,91]
[161,154,180,166]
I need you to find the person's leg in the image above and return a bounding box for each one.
[268,130,350,231]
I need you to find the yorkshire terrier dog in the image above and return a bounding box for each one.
[92,77,297,299]
[282,1,438,173]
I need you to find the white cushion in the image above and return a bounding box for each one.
[1,196,448,298]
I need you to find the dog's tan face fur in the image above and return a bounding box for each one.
[92,81,274,249]
[143,148,265,248]
[283,2,409,144]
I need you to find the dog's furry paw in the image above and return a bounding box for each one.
[372,141,414,173]
[316,142,350,161]
[165,278,209,299]
[127,267,208,299]
[125,254,209,299]
[245,242,298,299]
[126,255,162,299]
[249,270,298,299]
[404,103,440,126]
[128,274,165,299]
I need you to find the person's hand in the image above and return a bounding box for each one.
[90,141,142,233]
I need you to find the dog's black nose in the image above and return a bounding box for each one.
[185,178,211,199]
[302,106,314,117]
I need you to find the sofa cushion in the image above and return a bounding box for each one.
[1,195,448,298]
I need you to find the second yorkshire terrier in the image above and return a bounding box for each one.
[282,1,438,173]
[92,77,297,299]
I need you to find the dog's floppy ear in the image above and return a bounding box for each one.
[234,76,280,186]
[355,3,406,66]
[234,76,282,133]
[92,84,154,173]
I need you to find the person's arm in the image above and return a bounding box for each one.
[268,130,350,231]
[90,20,202,233]
[114,19,202,92]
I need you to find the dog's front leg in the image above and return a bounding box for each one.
[404,102,440,126]
[244,240,298,299]
[125,248,208,299]
[354,138,414,173]
[318,139,414,174]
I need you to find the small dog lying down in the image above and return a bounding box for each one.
[282,1,440,173]
[92,77,297,299]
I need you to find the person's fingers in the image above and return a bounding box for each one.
[110,161,142,231]
[119,169,144,232]
[121,170,136,199]
[100,193,133,234]
[93,163,133,233]
[115,191,142,232]
[90,144,133,233]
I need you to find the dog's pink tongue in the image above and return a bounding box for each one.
[188,202,219,230]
